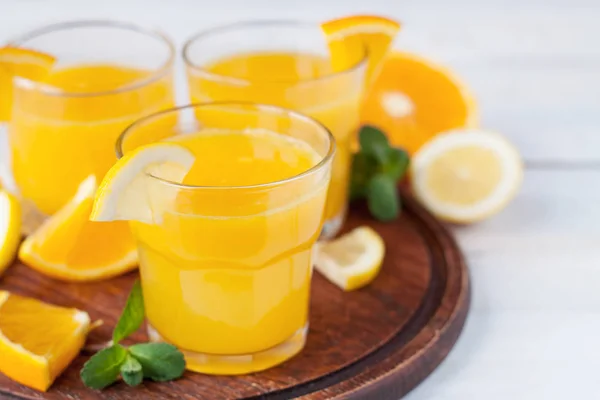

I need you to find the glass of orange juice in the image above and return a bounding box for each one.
[7,20,175,225]
[117,103,334,375]
[183,21,366,238]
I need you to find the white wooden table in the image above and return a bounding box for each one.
[2,0,599,398]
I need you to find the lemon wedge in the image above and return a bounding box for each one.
[91,143,195,224]
[410,129,523,223]
[314,226,385,291]
[0,291,90,391]
[0,190,21,276]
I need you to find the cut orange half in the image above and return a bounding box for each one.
[321,15,400,82]
[361,51,478,155]
[0,291,90,391]
[19,176,138,281]
[0,47,55,121]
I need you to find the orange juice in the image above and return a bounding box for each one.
[187,51,364,237]
[116,103,334,375]
[9,64,174,216]
[131,130,329,374]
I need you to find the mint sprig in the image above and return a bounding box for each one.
[80,280,185,390]
[351,125,409,221]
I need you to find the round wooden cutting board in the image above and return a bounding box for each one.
[0,192,470,400]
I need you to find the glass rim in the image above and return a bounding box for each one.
[116,102,336,191]
[8,19,176,98]
[182,19,369,85]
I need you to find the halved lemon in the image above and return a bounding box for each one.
[0,190,21,276]
[411,129,523,223]
[321,15,401,82]
[314,226,385,291]
[362,51,478,155]
[19,176,138,281]
[0,47,55,121]
[0,291,90,391]
[91,142,195,223]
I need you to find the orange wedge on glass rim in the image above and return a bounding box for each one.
[19,175,138,281]
[321,15,401,81]
[362,51,478,155]
[0,46,56,121]
[0,291,90,391]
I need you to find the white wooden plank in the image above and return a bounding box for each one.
[406,311,600,400]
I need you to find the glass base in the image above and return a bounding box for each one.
[147,323,308,375]
[320,207,346,240]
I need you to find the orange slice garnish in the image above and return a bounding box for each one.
[321,15,400,81]
[19,175,138,281]
[0,47,56,121]
[361,51,478,155]
[0,291,90,391]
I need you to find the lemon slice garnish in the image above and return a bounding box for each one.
[91,143,195,224]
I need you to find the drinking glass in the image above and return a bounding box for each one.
[6,20,175,227]
[117,103,335,374]
[183,21,366,238]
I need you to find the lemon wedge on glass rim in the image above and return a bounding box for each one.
[91,142,195,223]
[314,226,385,291]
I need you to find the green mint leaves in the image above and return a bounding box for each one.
[112,280,145,344]
[80,280,185,390]
[129,343,186,382]
[351,126,409,221]
[80,344,128,389]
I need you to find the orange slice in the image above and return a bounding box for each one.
[361,51,478,155]
[0,47,55,121]
[0,291,90,391]
[321,15,400,81]
[0,190,21,276]
[19,175,138,281]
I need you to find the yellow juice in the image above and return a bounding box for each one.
[131,129,329,374]
[9,64,174,215]
[187,52,362,236]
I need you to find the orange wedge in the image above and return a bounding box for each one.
[0,291,90,391]
[322,15,400,82]
[0,190,21,276]
[19,175,138,281]
[0,47,55,121]
[361,52,478,155]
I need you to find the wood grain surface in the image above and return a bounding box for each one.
[0,194,469,399]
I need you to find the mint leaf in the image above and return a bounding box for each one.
[383,147,410,181]
[359,125,391,164]
[113,280,145,344]
[120,354,143,387]
[350,152,378,200]
[367,173,400,221]
[129,343,185,382]
[81,344,128,390]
